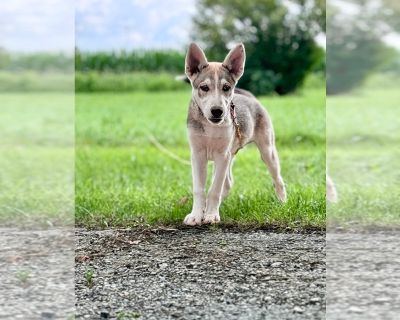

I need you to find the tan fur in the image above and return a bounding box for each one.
[183,43,287,225]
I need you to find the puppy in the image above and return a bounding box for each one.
[184,43,287,225]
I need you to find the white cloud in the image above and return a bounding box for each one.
[76,0,195,50]
[0,0,74,52]
[0,0,195,51]
[383,32,400,51]
[128,32,144,45]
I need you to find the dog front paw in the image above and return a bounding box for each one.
[277,187,287,202]
[275,180,287,203]
[183,212,203,226]
[202,212,220,224]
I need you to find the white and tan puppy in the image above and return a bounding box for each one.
[184,43,287,226]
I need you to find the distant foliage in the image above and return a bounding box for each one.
[0,71,73,92]
[327,2,398,94]
[192,0,325,95]
[0,49,73,72]
[75,72,187,92]
[75,49,185,73]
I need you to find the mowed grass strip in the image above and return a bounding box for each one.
[0,93,74,227]
[76,89,325,228]
[327,88,400,228]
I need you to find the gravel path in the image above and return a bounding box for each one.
[0,228,75,319]
[327,231,400,319]
[75,228,326,319]
[3,227,398,319]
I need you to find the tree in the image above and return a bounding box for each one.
[326,0,399,94]
[191,0,325,95]
[0,47,10,69]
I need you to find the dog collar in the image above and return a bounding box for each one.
[230,101,243,148]
[193,99,243,147]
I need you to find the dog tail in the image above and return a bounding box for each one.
[175,74,190,84]
[326,175,338,203]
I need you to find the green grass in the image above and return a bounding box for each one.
[0,93,74,227]
[0,71,73,92]
[76,89,325,228]
[75,71,188,92]
[327,88,400,228]
[84,268,95,288]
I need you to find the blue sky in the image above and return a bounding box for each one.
[0,0,74,52]
[1,0,399,53]
[0,0,194,53]
[76,0,195,51]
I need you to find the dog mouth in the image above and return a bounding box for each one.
[208,117,224,124]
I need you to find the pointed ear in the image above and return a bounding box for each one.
[185,43,208,81]
[223,43,246,81]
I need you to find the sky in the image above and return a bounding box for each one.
[76,0,195,51]
[0,0,195,53]
[1,0,399,53]
[0,0,74,52]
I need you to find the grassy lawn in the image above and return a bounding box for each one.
[76,88,325,228]
[327,88,400,228]
[0,93,74,227]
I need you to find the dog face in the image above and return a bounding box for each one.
[185,43,246,125]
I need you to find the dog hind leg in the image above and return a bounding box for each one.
[254,127,287,202]
[326,175,337,202]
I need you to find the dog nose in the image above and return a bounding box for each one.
[210,107,223,118]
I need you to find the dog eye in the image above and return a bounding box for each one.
[200,85,209,92]
[222,84,231,92]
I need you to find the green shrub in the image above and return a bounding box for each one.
[0,71,73,92]
[0,51,73,72]
[326,3,397,95]
[75,49,185,73]
[75,72,188,92]
[192,0,325,95]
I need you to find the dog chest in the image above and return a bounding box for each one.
[188,126,234,160]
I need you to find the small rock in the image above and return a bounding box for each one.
[374,296,391,304]
[271,262,282,268]
[100,310,109,319]
[294,306,304,313]
[349,306,363,313]
[310,297,321,304]
[41,311,55,319]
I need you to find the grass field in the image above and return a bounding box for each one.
[0,93,74,227]
[76,88,325,228]
[3,80,397,229]
[327,88,400,228]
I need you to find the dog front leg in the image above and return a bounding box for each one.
[184,150,207,226]
[326,175,337,202]
[203,153,231,224]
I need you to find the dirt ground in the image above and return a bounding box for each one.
[75,228,326,319]
[0,228,75,319]
[327,231,400,319]
[3,227,399,319]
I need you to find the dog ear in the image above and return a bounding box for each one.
[185,43,208,81]
[223,43,246,81]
